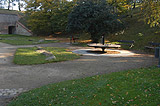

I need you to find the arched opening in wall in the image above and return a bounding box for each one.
[8,26,16,34]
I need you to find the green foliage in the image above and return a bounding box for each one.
[107,0,132,13]
[8,66,160,105]
[67,0,124,42]
[25,0,74,36]
[142,1,160,27]
[13,47,80,65]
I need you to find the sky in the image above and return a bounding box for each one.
[1,1,25,11]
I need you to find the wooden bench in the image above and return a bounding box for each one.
[116,40,135,48]
[145,42,160,49]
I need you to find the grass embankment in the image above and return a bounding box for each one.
[107,8,160,50]
[0,9,19,15]
[8,67,160,106]
[0,34,58,45]
[14,47,80,65]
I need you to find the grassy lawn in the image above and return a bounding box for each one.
[14,47,80,65]
[8,67,160,106]
[0,34,58,45]
[0,8,19,15]
[72,43,88,47]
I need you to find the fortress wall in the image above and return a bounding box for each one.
[16,22,32,36]
[0,14,19,34]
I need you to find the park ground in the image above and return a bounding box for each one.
[0,36,159,105]
[0,7,160,106]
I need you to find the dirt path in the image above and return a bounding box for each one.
[0,42,158,106]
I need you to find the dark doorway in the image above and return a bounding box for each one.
[8,26,16,34]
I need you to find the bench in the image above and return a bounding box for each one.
[116,40,135,48]
[145,42,160,49]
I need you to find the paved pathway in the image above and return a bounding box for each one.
[0,42,158,106]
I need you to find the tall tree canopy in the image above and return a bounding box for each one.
[67,0,124,42]
[142,0,160,27]
[25,0,74,36]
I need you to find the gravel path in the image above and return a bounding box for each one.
[0,42,158,106]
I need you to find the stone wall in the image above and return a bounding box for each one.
[0,14,19,34]
[16,22,32,36]
[0,13,32,36]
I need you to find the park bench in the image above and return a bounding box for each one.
[145,42,160,49]
[116,40,135,48]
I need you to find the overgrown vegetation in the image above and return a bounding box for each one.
[142,0,160,27]
[14,47,80,65]
[0,34,58,45]
[107,8,160,51]
[25,0,74,36]
[8,66,160,105]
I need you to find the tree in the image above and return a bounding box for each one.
[0,0,5,9]
[7,0,11,9]
[17,0,25,11]
[142,0,160,27]
[67,0,124,42]
[25,0,74,36]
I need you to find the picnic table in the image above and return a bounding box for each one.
[87,43,121,52]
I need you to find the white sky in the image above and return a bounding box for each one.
[2,1,25,11]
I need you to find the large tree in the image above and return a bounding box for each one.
[67,0,124,42]
[142,0,160,27]
[25,0,74,36]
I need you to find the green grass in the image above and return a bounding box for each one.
[13,47,80,65]
[0,8,19,15]
[8,67,160,106]
[0,34,58,45]
[72,43,88,47]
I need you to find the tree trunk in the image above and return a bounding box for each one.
[8,0,11,10]
[133,2,136,9]
[133,0,136,9]
[18,1,21,11]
